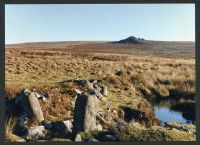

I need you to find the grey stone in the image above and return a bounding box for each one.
[102,135,116,141]
[115,70,124,76]
[50,120,72,135]
[88,138,99,142]
[100,85,108,96]
[27,126,47,140]
[89,89,97,95]
[74,134,82,142]
[73,94,98,133]
[96,113,107,123]
[41,121,53,130]
[89,89,103,99]
[75,79,86,86]
[86,80,94,90]
[15,89,44,124]
[15,138,26,142]
[62,120,73,132]
[18,112,29,126]
[28,92,44,123]
[71,95,77,109]
[74,89,82,94]
[96,93,104,99]
[95,124,103,131]
[95,86,102,93]
[92,80,98,84]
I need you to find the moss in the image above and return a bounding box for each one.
[166,122,195,133]
[50,138,72,142]
[79,130,113,141]
[114,122,196,141]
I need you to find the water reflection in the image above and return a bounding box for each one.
[153,99,193,124]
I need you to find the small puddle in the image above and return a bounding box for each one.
[153,99,193,124]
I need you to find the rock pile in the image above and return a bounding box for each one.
[8,79,128,142]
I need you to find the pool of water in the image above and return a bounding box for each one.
[153,99,193,124]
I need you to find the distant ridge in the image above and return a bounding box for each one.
[114,36,145,44]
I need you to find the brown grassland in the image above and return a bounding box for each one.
[5,41,196,141]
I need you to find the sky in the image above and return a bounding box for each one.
[5,4,195,44]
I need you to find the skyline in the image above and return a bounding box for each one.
[5,4,195,44]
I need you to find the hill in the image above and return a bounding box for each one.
[6,38,195,55]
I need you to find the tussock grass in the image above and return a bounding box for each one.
[5,46,195,141]
[5,116,25,142]
[111,121,196,141]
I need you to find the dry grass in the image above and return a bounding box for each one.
[5,41,195,141]
[5,116,25,142]
[111,121,196,141]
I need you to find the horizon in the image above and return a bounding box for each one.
[5,4,195,44]
[6,37,195,45]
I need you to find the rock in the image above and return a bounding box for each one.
[75,79,94,90]
[71,95,77,109]
[100,85,108,96]
[89,89,97,95]
[95,124,103,131]
[115,70,124,76]
[42,90,49,98]
[28,92,44,123]
[16,89,44,124]
[24,89,32,96]
[96,93,104,99]
[88,138,99,142]
[50,120,72,135]
[89,89,103,99]
[86,80,94,90]
[75,134,82,142]
[35,91,49,102]
[62,120,73,132]
[95,86,102,93]
[73,94,98,133]
[18,112,29,126]
[15,138,26,142]
[32,88,37,92]
[101,135,116,141]
[92,80,98,84]
[96,113,107,123]
[74,89,82,94]
[75,79,87,86]
[27,126,47,140]
[41,120,53,130]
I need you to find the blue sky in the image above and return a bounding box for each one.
[5,4,195,44]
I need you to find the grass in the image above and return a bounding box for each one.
[111,121,196,141]
[5,41,195,141]
[5,116,26,142]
